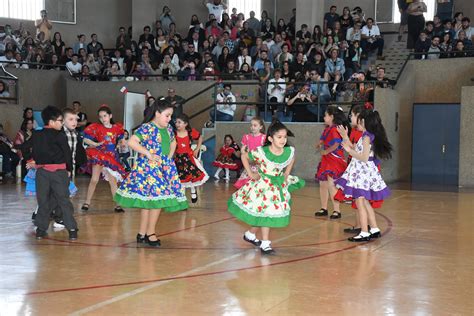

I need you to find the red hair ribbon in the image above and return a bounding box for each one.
[364,102,373,110]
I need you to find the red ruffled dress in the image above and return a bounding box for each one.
[84,123,127,181]
[316,125,347,181]
[174,128,209,188]
[213,143,241,170]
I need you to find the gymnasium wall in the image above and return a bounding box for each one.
[394,58,474,182]
[459,87,474,187]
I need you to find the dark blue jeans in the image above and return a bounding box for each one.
[210,109,234,122]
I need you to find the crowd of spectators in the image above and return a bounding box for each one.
[0,1,472,122]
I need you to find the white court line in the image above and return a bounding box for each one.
[69,223,322,315]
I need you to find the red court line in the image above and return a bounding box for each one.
[25,211,393,296]
[39,216,236,248]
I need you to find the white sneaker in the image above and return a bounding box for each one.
[53,220,65,229]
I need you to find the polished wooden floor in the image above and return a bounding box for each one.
[0,176,473,316]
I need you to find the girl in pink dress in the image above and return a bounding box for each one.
[234,117,266,189]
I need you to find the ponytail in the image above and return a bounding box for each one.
[359,110,392,160]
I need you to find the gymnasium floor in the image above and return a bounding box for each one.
[0,177,473,315]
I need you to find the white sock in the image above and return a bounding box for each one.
[225,169,230,178]
[244,231,257,241]
[359,231,371,237]
[214,168,222,177]
[190,187,196,194]
[370,227,380,234]
[260,240,272,249]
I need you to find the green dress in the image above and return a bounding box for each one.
[228,146,305,227]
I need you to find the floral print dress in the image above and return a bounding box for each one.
[114,122,188,212]
[334,131,390,208]
[228,146,305,228]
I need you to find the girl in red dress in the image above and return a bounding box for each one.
[174,114,209,203]
[315,106,348,219]
[82,105,127,212]
[213,134,241,181]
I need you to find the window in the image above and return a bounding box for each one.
[0,0,44,21]
[392,0,436,23]
[0,0,76,23]
[228,0,261,21]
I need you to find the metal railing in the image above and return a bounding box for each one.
[191,80,379,123]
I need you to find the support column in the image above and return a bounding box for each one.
[296,0,325,30]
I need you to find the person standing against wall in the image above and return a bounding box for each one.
[407,0,427,50]
[35,10,52,41]
[398,0,410,42]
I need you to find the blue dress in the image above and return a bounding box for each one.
[114,122,188,211]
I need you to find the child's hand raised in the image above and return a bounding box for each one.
[337,125,349,139]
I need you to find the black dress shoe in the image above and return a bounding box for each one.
[370,231,382,238]
[315,209,328,217]
[145,234,161,247]
[330,211,341,219]
[243,235,262,246]
[348,234,371,242]
[136,233,146,243]
[114,206,125,213]
[36,229,48,240]
[69,229,78,241]
[81,203,89,211]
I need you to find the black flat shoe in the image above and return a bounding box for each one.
[145,233,161,247]
[136,233,146,243]
[348,234,371,242]
[243,235,262,247]
[370,231,382,238]
[81,203,90,211]
[114,206,125,213]
[260,247,276,255]
[330,211,341,219]
[68,229,78,241]
[315,209,328,217]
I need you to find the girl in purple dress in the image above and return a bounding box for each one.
[335,109,392,242]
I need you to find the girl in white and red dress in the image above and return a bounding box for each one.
[315,106,348,219]
[213,134,241,181]
[82,105,127,212]
[174,114,209,203]
[234,117,266,189]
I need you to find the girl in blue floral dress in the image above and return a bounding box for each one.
[114,98,188,247]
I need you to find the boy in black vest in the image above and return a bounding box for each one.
[30,106,78,240]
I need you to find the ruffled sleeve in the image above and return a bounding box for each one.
[84,123,99,142]
[362,131,375,143]
[133,123,148,142]
[114,123,125,141]
[191,128,200,140]
[241,134,249,147]
[327,126,342,146]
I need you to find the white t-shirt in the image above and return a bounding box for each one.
[267,78,286,103]
[66,61,82,74]
[216,92,236,116]
[206,3,225,23]
[361,25,381,38]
